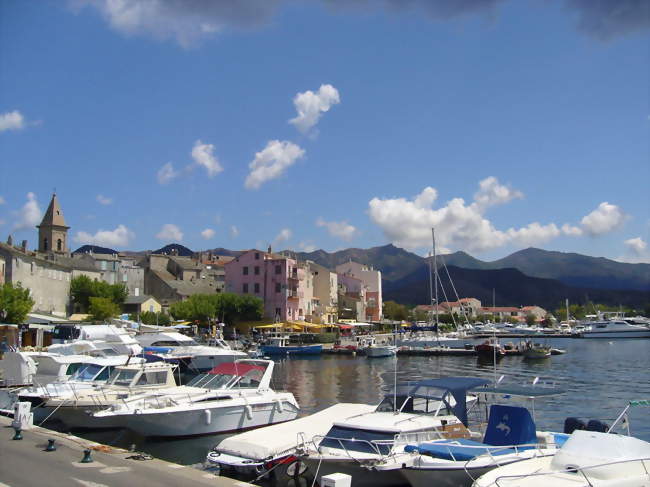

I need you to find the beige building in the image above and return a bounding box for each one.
[123,295,162,315]
[306,261,338,324]
[0,241,71,317]
[336,261,382,322]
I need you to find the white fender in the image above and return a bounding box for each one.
[204,409,211,425]
[276,399,284,413]
[245,405,253,420]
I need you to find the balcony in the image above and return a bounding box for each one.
[287,288,303,300]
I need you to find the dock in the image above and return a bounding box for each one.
[397,347,477,356]
[0,415,252,487]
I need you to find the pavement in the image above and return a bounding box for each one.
[0,415,253,487]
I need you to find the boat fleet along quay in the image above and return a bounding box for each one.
[1,337,649,486]
[0,415,252,487]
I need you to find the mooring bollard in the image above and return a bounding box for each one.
[12,428,23,440]
[45,439,56,452]
[81,449,93,463]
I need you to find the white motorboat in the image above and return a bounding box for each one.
[359,336,397,358]
[372,385,569,487]
[473,430,650,486]
[207,402,377,481]
[92,359,299,437]
[578,319,650,339]
[296,377,487,487]
[136,331,247,372]
[36,361,178,428]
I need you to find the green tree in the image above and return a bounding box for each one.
[130,311,171,326]
[0,282,35,323]
[89,297,120,322]
[169,293,262,326]
[71,276,128,312]
[383,300,408,321]
[525,313,536,326]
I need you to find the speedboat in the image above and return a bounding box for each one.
[475,338,506,361]
[207,402,377,482]
[578,320,650,339]
[473,430,650,486]
[136,331,247,371]
[359,336,397,358]
[522,342,551,359]
[92,359,299,437]
[259,335,322,356]
[36,361,178,429]
[296,377,488,487]
[372,385,569,487]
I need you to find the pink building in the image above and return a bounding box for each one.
[224,249,308,321]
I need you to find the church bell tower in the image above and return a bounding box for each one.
[37,193,70,254]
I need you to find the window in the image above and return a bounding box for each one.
[275,307,281,318]
[254,283,260,293]
[57,239,62,251]
[254,266,260,275]
[122,273,128,282]
[254,252,260,260]
[275,265,281,274]
[43,238,48,251]
[243,283,249,293]
[101,261,107,270]
[275,282,281,293]
[243,266,249,275]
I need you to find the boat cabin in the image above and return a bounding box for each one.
[105,363,177,388]
[186,360,274,391]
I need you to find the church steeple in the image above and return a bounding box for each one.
[37,193,70,254]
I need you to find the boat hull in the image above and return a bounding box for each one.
[119,401,299,437]
[579,330,650,339]
[259,345,322,356]
[400,465,494,487]
[365,346,397,358]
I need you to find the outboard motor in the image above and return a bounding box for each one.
[586,419,609,432]
[564,417,586,434]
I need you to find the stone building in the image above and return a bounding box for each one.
[37,193,69,254]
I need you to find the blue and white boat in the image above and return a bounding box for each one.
[371,384,569,487]
[259,336,322,356]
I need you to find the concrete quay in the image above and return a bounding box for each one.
[0,416,252,487]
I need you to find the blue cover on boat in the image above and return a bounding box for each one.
[404,438,516,461]
[483,405,537,447]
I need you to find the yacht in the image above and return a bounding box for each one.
[358,336,397,358]
[36,361,178,429]
[578,319,650,339]
[92,359,299,437]
[296,377,487,487]
[473,430,650,486]
[136,331,247,371]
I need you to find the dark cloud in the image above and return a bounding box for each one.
[564,0,650,40]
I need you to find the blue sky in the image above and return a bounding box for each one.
[1,0,648,262]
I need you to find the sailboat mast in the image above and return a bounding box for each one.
[432,228,439,335]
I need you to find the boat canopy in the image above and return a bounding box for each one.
[477,385,567,398]
[208,362,266,377]
[409,377,490,426]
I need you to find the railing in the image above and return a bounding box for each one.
[493,456,650,486]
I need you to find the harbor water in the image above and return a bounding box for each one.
[53,337,650,468]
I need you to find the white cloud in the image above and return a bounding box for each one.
[580,202,627,236]
[156,223,183,242]
[506,222,560,247]
[561,223,584,236]
[13,192,41,231]
[74,224,134,247]
[157,162,179,184]
[472,176,523,211]
[0,110,25,132]
[619,237,650,263]
[96,194,112,205]
[230,225,239,238]
[368,178,565,253]
[201,228,215,239]
[74,0,283,47]
[245,140,305,190]
[289,84,340,134]
[191,140,223,177]
[274,228,292,244]
[298,241,317,252]
[316,218,358,241]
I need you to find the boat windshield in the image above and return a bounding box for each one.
[319,426,395,455]
[150,339,198,347]
[375,394,447,415]
[70,364,112,382]
[107,368,138,386]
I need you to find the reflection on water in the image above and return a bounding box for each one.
[71,338,650,466]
